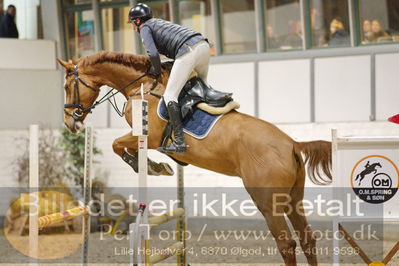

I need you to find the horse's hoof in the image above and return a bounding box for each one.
[148,166,161,176]
[160,162,174,176]
[147,161,174,176]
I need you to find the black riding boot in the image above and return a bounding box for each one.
[160,101,187,154]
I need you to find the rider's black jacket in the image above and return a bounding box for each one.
[139,18,206,75]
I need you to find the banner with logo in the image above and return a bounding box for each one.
[333,130,399,218]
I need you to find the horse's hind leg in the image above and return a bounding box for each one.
[245,181,297,265]
[260,189,298,266]
[112,132,173,176]
[287,185,318,265]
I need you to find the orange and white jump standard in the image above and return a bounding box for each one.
[129,84,187,266]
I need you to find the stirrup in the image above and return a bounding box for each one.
[157,142,187,154]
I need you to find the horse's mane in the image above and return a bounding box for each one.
[79,51,172,73]
[79,51,150,70]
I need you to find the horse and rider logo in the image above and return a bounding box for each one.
[355,161,382,186]
[351,155,399,204]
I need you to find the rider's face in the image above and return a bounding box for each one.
[132,19,140,32]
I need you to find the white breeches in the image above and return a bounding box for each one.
[163,40,210,104]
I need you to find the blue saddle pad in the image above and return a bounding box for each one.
[157,99,223,139]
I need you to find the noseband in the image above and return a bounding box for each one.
[64,64,154,122]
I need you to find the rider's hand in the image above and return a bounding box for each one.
[148,66,160,79]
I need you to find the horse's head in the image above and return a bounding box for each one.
[57,58,100,133]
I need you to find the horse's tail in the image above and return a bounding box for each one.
[294,140,332,185]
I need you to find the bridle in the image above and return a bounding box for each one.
[64,64,159,122]
[64,65,100,121]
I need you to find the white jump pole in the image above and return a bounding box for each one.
[133,87,149,212]
[29,125,39,265]
[130,84,150,266]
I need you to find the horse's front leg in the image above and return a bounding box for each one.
[112,132,174,176]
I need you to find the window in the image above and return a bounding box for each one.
[265,0,302,50]
[63,0,91,5]
[220,0,256,54]
[311,0,351,47]
[179,0,216,55]
[100,0,127,2]
[65,11,96,58]
[359,0,399,44]
[102,6,136,53]
[147,2,170,21]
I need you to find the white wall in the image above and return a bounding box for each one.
[110,92,131,128]
[0,130,29,187]
[85,86,112,129]
[375,53,399,121]
[314,56,371,122]
[0,39,61,129]
[0,69,62,129]
[0,39,56,69]
[258,59,311,123]
[208,62,255,116]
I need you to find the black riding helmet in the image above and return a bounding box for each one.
[128,3,153,26]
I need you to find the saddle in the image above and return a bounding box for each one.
[160,77,233,165]
[179,76,233,118]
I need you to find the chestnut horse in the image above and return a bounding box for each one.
[58,51,332,266]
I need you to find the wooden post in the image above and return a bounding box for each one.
[339,224,372,264]
[382,241,399,265]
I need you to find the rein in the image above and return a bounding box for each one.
[64,65,160,121]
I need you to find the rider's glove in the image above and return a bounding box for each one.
[148,66,160,79]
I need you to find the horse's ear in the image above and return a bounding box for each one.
[71,57,79,65]
[56,58,73,71]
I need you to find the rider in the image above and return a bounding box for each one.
[128,3,210,154]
